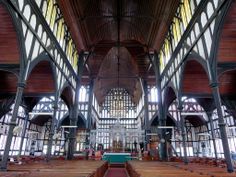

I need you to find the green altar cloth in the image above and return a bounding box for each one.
[102,152,131,163]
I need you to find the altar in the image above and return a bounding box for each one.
[89,120,145,152]
[102,152,131,164]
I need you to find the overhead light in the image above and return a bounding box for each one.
[181,112,205,116]
[160,138,165,143]
[29,112,53,115]
[149,51,154,55]
[78,132,90,135]
[146,133,158,135]
[228,126,236,129]
[170,138,178,141]
[157,126,174,129]
[61,125,77,128]
[27,131,39,134]
[198,133,210,136]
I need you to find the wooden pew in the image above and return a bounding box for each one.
[126,161,236,177]
[2,160,108,177]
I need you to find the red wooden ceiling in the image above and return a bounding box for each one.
[1,0,236,108]
[0,5,20,64]
[182,59,236,96]
[23,97,41,112]
[58,0,180,104]
[0,70,18,93]
[61,86,74,107]
[25,61,55,94]
[0,6,58,98]
[218,0,236,63]
[164,87,176,108]
[219,70,236,95]
[30,115,52,126]
[94,47,141,104]
[185,115,206,127]
[217,1,236,96]
[182,60,212,94]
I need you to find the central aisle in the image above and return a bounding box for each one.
[104,167,129,177]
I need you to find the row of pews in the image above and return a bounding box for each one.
[169,157,230,168]
[126,161,236,177]
[0,159,108,177]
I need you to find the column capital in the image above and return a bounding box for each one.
[49,132,54,136]
[68,137,76,140]
[52,105,58,110]
[8,121,17,126]
[177,105,183,111]
[17,82,26,88]
[209,82,219,88]
[218,122,226,127]
[181,132,187,136]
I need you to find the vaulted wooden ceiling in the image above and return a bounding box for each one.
[1,0,236,110]
[58,0,180,104]
[0,5,20,64]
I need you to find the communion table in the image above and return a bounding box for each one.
[102,152,131,164]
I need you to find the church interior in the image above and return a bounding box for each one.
[0,0,236,176]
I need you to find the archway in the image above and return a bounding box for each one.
[25,60,56,94]
[181,60,211,95]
